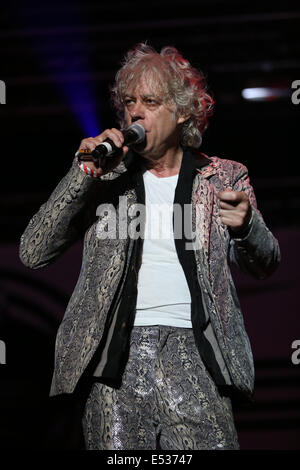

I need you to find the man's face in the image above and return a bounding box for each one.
[123,79,186,159]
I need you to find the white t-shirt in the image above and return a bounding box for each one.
[134,170,192,328]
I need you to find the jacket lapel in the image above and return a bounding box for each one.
[189,151,217,265]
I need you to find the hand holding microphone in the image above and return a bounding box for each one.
[76,123,145,177]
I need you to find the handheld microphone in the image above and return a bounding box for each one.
[92,123,145,158]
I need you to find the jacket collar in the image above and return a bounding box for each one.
[185,148,217,179]
[120,147,217,180]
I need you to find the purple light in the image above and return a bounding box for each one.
[17,1,102,136]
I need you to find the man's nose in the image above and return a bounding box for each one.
[130,102,145,122]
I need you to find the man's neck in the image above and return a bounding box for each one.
[142,146,183,178]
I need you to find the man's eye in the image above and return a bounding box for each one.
[124,99,134,106]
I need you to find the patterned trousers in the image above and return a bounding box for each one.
[82,325,239,450]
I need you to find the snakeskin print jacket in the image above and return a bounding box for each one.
[19,150,280,398]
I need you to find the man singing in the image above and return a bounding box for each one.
[20,43,280,450]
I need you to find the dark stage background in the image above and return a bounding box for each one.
[0,0,299,450]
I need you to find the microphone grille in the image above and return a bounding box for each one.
[128,123,145,143]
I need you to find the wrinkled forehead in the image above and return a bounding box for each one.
[125,77,163,99]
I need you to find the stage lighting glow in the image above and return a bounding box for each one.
[16,1,102,137]
[242,87,291,101]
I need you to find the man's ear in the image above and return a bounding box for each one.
[177,114,190,124]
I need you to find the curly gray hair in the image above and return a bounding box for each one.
[111,43,214,148]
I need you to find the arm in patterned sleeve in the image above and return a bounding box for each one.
[228,162,281,279]
[19,158,101,269]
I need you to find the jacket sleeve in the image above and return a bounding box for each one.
[228,162,281,279]
[19,158,103,269]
